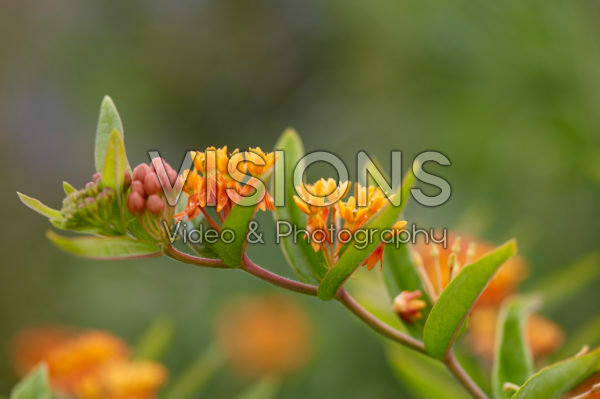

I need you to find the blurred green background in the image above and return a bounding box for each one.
[1,1,599,397]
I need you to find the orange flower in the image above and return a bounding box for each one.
[361,221,408,271]
[177,146,277,225]
[215,294,313,378]
[12,327,167,399]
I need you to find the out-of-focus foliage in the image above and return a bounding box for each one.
[1,1,599,397]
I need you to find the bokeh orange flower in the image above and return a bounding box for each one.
[11,326,167,399]
[215,294,313,378]
[466,307,564,360]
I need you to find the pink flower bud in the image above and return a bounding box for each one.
[146,194,165,215]
[127,191,145,215]
[130,180,145,197]
[132,163,150,182]
[144,173,161,195]
[92,172,102,183]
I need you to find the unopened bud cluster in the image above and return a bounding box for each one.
[60,172,118,230]
[127,159,178,218]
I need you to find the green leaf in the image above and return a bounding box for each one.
[46,231,160,259]
[272,128,327,283]
[423,240,517,358]
[17,192,62,220]
[102,129,129,232]
[512,347,600,399]
[95,95,128,172]
[383,243,431,337]
[492,296,540,399]
[62,181,76,195]
[10,365,51,399]
[212,196,261,267]
[162,345,223,399]
[386,343,470,399]
[235,376,280,399]
[317,169,415,300]
[102,129,128,194]
[134,317,175,361]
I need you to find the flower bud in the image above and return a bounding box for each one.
[144,173,161,195]
[127,192,146,215]
[130,180,145,197]
[132,163,150,182]
[92,172,102,183]
[393,291,427,323]
[146,194,165,215]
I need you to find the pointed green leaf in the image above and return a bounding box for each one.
[383,243,431,337]
[212,189,262,267]
[10,365,51,399]
[47,231,160,259]
[492,296,540,399]
[62,181,76,195]
[317,169,414,300]
[102,129,128,193]
[272,128,327,283]
[424,240,517,358]
[512,347,600,399]
[17,192,62,220]
[102,129,129,232]
[95,96,129,172]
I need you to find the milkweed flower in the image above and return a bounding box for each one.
[11,327,167,399]
[215,294,313,378]
[176,146,277,228]
[293,179,405,271]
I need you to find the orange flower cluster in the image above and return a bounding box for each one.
[12,327,167,399]
[176,146,276,228]
[293,179,406,270]
[414,233,564,360]
[216,294,313,378]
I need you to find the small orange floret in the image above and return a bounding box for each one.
[178,146,277,223]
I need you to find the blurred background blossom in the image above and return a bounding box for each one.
[1,1,599,397]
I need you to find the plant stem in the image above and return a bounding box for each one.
[338,288,488,399]
[242,254,319,296]
[167,246,488,399]
[165,244,227,268]
[445,351,489,399]
[336,288,427,354]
